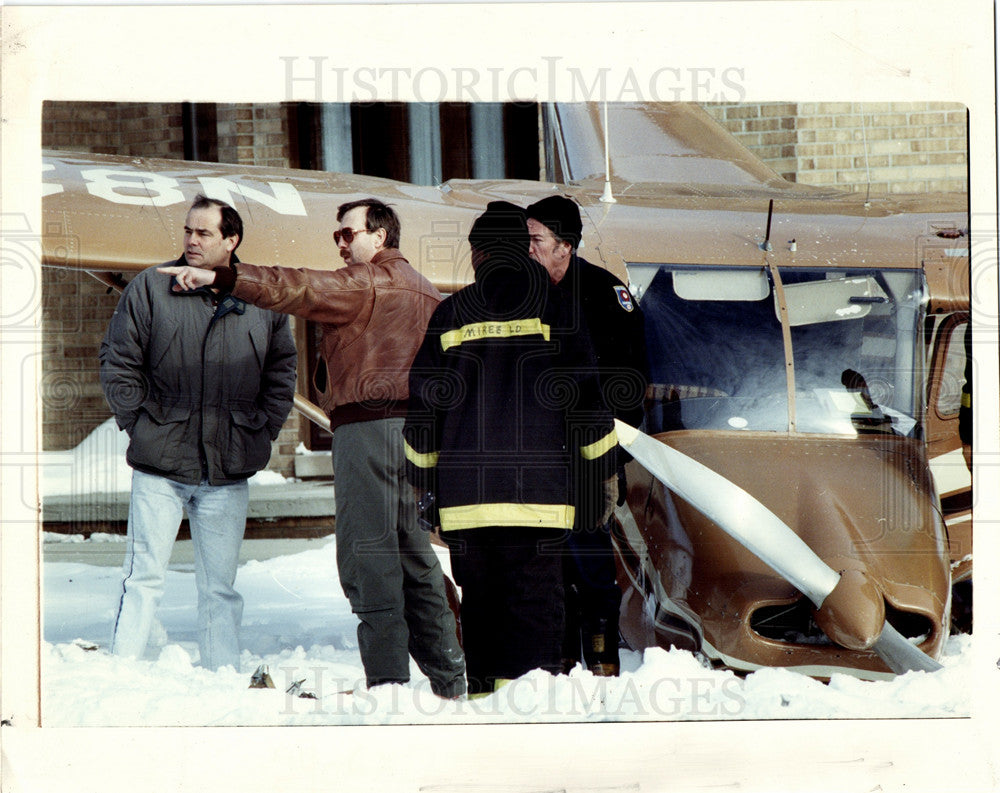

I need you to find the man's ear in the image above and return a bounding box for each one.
[372,226,388,249]
[225,235,240,254]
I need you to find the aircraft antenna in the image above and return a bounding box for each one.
[761,198,774,251]
[599,102,616,203]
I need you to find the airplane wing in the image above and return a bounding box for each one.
[42,149,489,292]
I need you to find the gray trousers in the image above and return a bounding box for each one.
[332,417,465,697]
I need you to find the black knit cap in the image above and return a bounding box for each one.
[468,201,529,255]
[525,195,582,249]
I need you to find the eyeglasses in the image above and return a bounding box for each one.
[333,227,371,245]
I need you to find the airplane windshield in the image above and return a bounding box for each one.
[632,264,926,437]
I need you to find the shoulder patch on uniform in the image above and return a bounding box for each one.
[614,285,635,312]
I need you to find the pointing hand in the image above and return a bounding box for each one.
[157,265,217,291]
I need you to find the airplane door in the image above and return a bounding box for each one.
[925,313,971,481]
[924,313,972,584]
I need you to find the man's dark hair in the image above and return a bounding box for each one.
[337,198,401,249]
[190,194,243,250]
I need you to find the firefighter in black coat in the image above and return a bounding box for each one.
[404,202,617,695]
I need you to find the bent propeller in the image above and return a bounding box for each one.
[614,419,943,675]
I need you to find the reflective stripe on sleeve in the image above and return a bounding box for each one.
[580,428,618,460]
[403,438,439,469]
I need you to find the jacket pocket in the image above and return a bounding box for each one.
[127,403,193,474]
[225,408,272,477]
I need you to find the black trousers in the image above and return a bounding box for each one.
[561,519,622,670]
[446,526,565,695]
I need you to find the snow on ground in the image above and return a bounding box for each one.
[42,533,972,727]
[37,418,972,726]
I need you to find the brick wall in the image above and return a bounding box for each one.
[40,268,123,451]
[217,104,296,166]
[43,101,185,158]
[704,102,967,194]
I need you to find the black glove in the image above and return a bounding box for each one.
[415,489,439,532]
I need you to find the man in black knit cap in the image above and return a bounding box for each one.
[527,195,649,677]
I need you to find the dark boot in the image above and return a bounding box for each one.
[584,618,620,676]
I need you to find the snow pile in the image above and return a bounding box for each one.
[42,535,972,727]
[42,531,125,544]
[42,419,292,498]
[41,419,133,497]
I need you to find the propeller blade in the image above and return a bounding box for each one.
[614,420,839,607]
[872,622,944,674]
[614,420,942,674]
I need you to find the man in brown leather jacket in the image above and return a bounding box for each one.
[160,198,466,698]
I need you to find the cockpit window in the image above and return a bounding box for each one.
[631,264,926,437]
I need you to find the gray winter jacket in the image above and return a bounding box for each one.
[99,258,297,485]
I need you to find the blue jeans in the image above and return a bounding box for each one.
[110,469,249,670]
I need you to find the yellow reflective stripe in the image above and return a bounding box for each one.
[961,392,971,408]
[439,502,574,531]
[440,318,550,351]
[580,428,618,460]
[403,438,439,469]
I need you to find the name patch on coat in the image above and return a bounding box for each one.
[440,317,551,351]
[615,286,635,312]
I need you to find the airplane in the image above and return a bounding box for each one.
[40,101,971,681]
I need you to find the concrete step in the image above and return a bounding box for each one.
[43,536,333,568]
[43,480,337,538]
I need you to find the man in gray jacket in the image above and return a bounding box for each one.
[99,195,297,671]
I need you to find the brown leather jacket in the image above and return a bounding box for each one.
[224,248,442,428]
